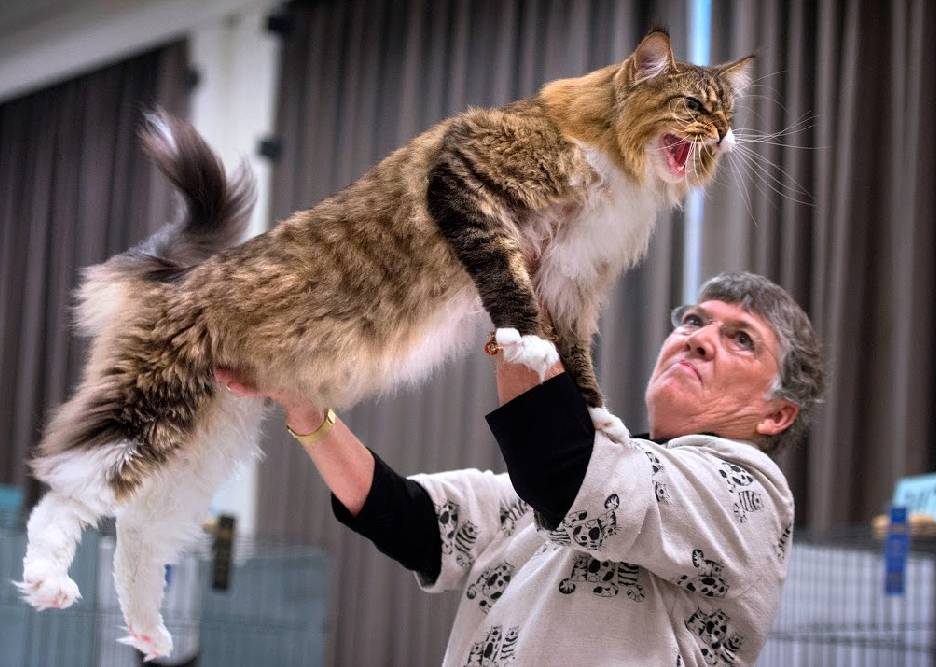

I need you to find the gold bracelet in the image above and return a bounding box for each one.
[286,408,337,446]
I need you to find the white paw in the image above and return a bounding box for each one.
[495,328,560,380]
[15,572,82,610]
[588,407,630,443]
[117,623,173,662]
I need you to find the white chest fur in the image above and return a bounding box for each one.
[533,143,666,328]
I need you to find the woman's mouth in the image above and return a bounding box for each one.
[676,360,702,383]
[661,134,691,177]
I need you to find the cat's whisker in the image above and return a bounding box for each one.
[693,139,704,183]
[733,144,813,199]
[734,125,815,143]
[734,124,814,143]
[732,152,779,209]
[737,111,814,130]
[734,93,792,115]
[731,148,814,207]
[735,159,759,226]
[748,69,787,86]
[737,139,825,150]
[734,114,816,142]
[725,151,759,227]
[744,75,787,98]
[686,140,696,182]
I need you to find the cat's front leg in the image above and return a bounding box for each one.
[492,327,560,381]
[553,328,603,408]
[553,325,629,444]
[427,157,557,380]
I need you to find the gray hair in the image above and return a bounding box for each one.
[698,271,824,454]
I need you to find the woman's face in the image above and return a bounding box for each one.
[645,299,797,442]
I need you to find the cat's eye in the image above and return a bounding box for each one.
[685,97,705,113]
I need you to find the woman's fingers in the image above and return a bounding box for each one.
[227,380,260,397]
[214,368,307,412]
[214,369,262,397]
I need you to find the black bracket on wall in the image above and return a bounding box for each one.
[265,3,295,37]
[184,67,201,91]
[257,136,283,162]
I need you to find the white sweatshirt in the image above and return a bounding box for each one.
[411,431,794,666]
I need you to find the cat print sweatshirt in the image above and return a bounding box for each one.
[333,374,794,666]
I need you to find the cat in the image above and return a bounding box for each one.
[17,29,751,660]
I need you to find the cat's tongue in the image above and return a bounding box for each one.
[662,134,691,176]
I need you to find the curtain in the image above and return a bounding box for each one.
[259,1,687,664]
[704,0,936,529]
[0,42,190,502]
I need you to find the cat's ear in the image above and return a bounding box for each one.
[630,30,676,83]
[717,55,755,96]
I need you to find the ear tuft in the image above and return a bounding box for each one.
[718,55,755,96]
[631,30,675,83]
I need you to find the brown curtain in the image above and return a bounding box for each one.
[259,1,687,664]
[704,0,936,529]
[0,42,190,501]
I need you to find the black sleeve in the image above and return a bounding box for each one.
[485,373,595,530]
[331,450,442,584]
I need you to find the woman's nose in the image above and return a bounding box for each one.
[685,326,716,359]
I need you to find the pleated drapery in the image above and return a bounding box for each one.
[703,0,936,530]
[259,1,687,664]
[0,42,190,502]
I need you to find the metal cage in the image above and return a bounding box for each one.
[1,521,326,667]
[758,529,936,666]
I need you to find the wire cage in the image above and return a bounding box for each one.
[758,528,936,666]
[1,516,327,667]
[6,490,936,667]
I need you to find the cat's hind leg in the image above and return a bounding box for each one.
[16,492,101,609]
[111,469,221,661]
[112,510,188,661]
[17,447,120,609]
[112,392,264,661]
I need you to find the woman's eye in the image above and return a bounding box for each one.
[685,97,703,112]
[682,313,703,327]
[735,331,755,351]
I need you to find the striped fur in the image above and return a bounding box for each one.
[34,30,750,496]
[21,30,751,659]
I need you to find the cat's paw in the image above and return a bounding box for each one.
[117,623,173,662]
[495,328,559,380]
[15,563,82,610]
[588,407,630,444]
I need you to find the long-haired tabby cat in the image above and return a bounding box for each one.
[18,30,750,659]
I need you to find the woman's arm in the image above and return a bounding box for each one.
[215,369,374,516]
[216,369,443,580]
[486,352,596,529]
[495,355,566,404]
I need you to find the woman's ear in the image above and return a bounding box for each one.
[755,400,799,437]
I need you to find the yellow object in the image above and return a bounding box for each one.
[871,512,936,539]
[286,408,337,446]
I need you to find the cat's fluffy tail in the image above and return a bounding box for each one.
[76,111,256,336]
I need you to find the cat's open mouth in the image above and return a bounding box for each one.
[661,134,692,177]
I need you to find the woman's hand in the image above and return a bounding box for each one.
[215,368,375,516]
[214,368,327,435]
